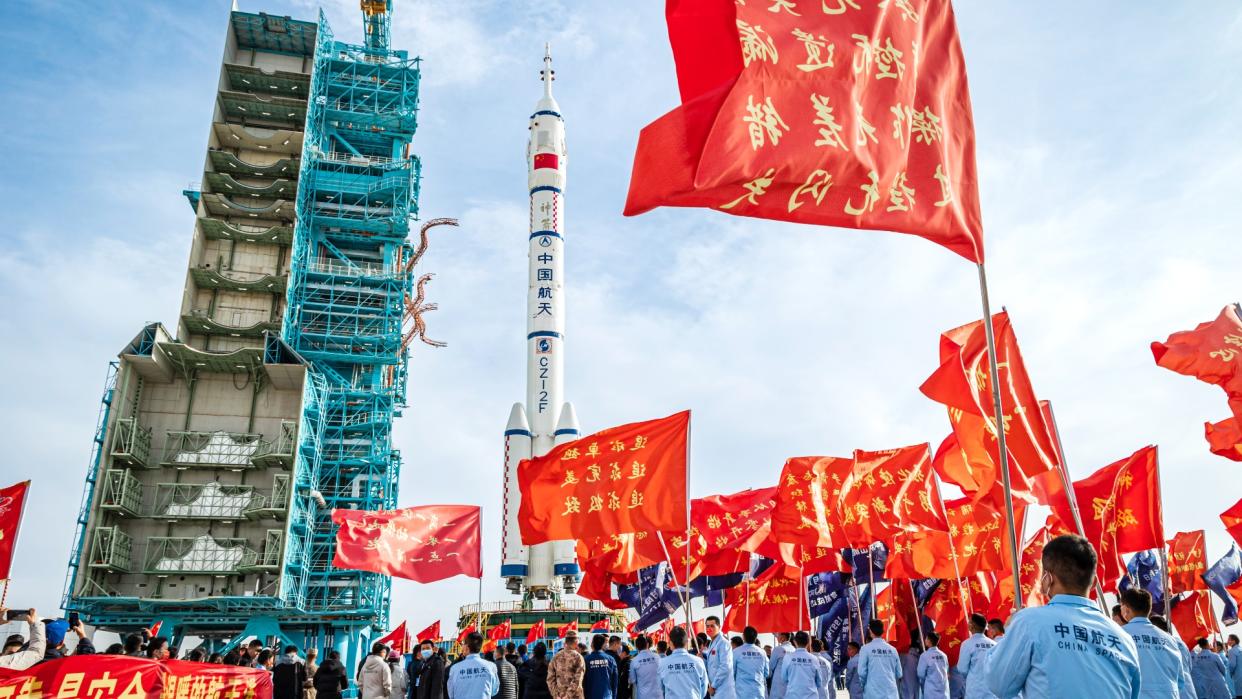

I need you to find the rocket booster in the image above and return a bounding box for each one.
[501,46,580,597]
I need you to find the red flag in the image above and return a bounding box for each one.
[577,531,669,576]
[923,579,971,665]
[1169,591,1216,648]
[724,564,806,633]
[1223,498,1242,548]
[0,656,273,699]
[772,457,851,548]
[518,411,689,545]
[626,0,984,262]
[1047,446,1164,589]
[589,619,610,632]
[1152,305,1242,418]
[875,583,915,653]
[489,619,512,643]
[991,521,1062,620]
[625,620,638,636]
[332,505,481,583]
[147,621,163,639]
[527,620,547,645]
[839,444,946,544]
[886,497,1017,579]
[920,313,1059,504]
[1206,417,1242,462]
[415,621,441,644]
[557,620,578,639]
[694,487,778,560]
[1167,531,1209,594]
[576,564,630,610]
[457,621,477,644]
[378,622,410,654]
[0,481,30,579]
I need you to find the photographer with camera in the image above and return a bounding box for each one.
[0,607,44,670]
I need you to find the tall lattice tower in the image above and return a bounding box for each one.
[64,2,428,671]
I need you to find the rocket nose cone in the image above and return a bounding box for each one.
[506,403,531,431]
[555,402,580,432]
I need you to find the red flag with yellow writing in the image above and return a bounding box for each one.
[332,504,481,583]
[577,532,669,576]
[626,0,984,262]
[518,411,689,545]
[990,520,1066,620]
[1152,305,1242,419]
[771,457,851,548]
[1167,531,1209,593]
[1169,591,1216,648]
[0,481,30,579]
[1206,417,1242,462]
[885,496,1016,579]
[723,563,806,633]
[922,579,971,665]
[838,444,946,544]
[875,583,916,653]
[1222,498,1242,548]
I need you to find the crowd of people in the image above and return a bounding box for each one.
[4,535,1242,698]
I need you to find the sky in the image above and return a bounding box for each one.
[0,0,1241,640]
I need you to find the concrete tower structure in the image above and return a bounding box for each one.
[64,1,431,670]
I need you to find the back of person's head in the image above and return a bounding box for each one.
[563,632,578,649]
[986,619,1004,637]
[1197,638,1209,649]
[328,650,341,661]
[147,637,169,658]
[465,632,483,654]
[209,652,223,663]
[793,631,810,648]
[1229,634,1240,646]
[695,633,709,650]
[669,627,688,649]
[124,634,143,654]
[777,632,790,643]
[256,649,273,666]
[188,648,206,662]
[968,613,987,633]
[104,642,124,654]
[223,651,241,665]
[847,642,860,655]
[608,636,621,647]
[1150,615,1170,633]
[743,626,759,645]
[810,638,823,652]
[926,632,940,647]
[656,640,668,655]
[634,635,649,650]
[507,642,517,653]
[730,636,743,648]
[909,631,921,648]
[867,620,884,640]
[1042,534,1097,595]
[372,641,388,656]
[1111,604,1124,622]
[592,635,607,651]
[534,642,547,659]
[283,644,298,655]
[1120,588,1153,618]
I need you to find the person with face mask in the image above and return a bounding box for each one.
[415,640,448,699]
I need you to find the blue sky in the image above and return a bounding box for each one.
[1,0,1241,636]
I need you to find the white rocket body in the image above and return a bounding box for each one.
[501,48,581,597]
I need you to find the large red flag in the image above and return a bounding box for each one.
[332,505,481,583]
[839,444,946,544]
[1206,417,1242,462]
[626,0,984,262]
[694,487,777,559]
[1223,498,1242,548]
[527,620,547,645]
[723,564,806,633]
[0,656,273,699]
[377,622,410,655]
[518,411,689,545]
[576,564,630,610]
[577,531,669,576]
[1169,591,1216,648]
[920,313,1059,504]
[886,497,1018,580]
[415,621,441,643]
[1152,305,1242,418]
[1167,531,1209,593]
[0,481,30,579]
[771,457,851,549]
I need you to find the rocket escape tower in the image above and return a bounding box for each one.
[64,1,428,668]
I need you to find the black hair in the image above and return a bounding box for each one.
[868,619,884,639]
[730,636,743,648]
[1120,588,1153,617]
[847,642,860,651]
[283,645,298,654]
[256,649,273,665]
[1042,534,1097,594]
[634,635,649,650]
[810,638,823,652]
[592,635,607,651]
[534,642,547,658]
[328,650,341,660]
[987,619,1004,634]
[743,626,759,645]
[104,643,124,654]
[147,637,170,657]
[926,632,940,646]
[968,613,987,632]
[465,632,483,654]
[669,627,688,649]
[656,640,668,654]
[124,634,143,653]
[794,631,811,647]
[1150,616,1170,633]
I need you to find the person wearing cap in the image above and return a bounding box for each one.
[548,632,585,699]
[42,616,95,662]
[0,608,44,670]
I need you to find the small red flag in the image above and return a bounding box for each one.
[875,584,915,653]
[526,620,546,645]
[489,619,512,643]
[1169,591,1217,648]
[723,564,806,633]
[0,481,31,579]
[557,620,578,639]
[839,444,946,544]
[1206,417,1242,462]
[332,505,481,583]
[457,621,477,644]
[589,619,609,633]
[1152,305,1242,419]
[147,621,163,638]
[1167,531,1209,594]
[576,564,629,610]
[518,411,689,545]
[1223,498,1242,548]
[415,621,441,644]
[626,0,985,262]
[923,579,971,665]
[377,622,410,655]
[886,497,1020,580]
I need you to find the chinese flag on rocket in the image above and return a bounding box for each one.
[1152,305,1242,419]
[518,411,689,545]
[332,505,481,583]
[1167,531,1208,593]
[625,0,984,262]
[0,481,30,579]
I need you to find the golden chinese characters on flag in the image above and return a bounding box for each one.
[771,456,851,548]
[1166,531,1208,593]
[626,0,984,262]
[518,411,690,545]
[838,444,946,544]
[332,504,482,583]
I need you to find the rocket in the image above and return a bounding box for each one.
[501,46,581,598]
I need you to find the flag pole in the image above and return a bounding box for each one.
[1152,447,1173,617]
[933,476,972,621]
[975,262,1024,609]
[684,415,695,648]
[1043,402,1110,613]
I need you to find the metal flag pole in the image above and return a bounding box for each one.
[1043,401,1110,612]
[975,262,1024,609]
[1152,447,1174,617]
[684,415,695,648]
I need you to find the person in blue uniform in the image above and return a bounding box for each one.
[780,631,823,699]
[660,627,708,699]
[1120,587,1192,698]
[585,634,619,699]
[901,632,921,699]
[1192,638,1231,699]
[448,633,501,699]
[1151,616,1198,699]
[857,619,902,699]
[955,614,995,699]
[705,617,736,699]
[1227,635,1242,699]
[629,635,663,699]
[769,634,793,699]
[986,534,1141,698]
[733,627,769,699]
[844,643,862,699]
[917,632,949,699]
[808,640,834,699]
